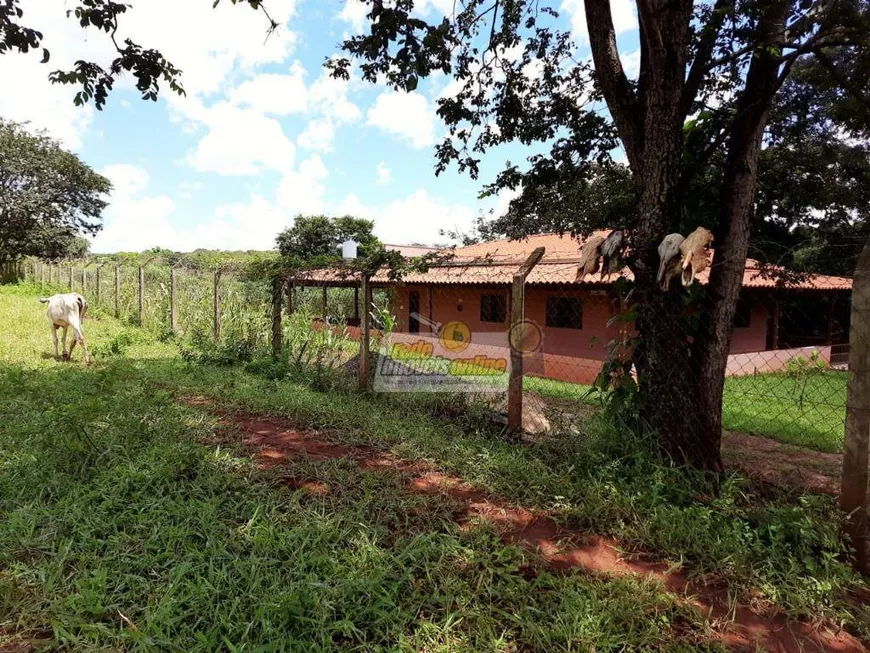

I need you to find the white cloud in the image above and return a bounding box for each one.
[416,0,457,16]
[102,164,150,197]
[298,118,336,153]
[93,163,293,252]
[178,180,205,200]
[367,91,437,148]
[561,0,637,46]
[337,189,475,244]
[0,4,107,148]
[116,0,298,98]
[229,63,308,115]
[491,186,521,219]
[621,48,641,79]
[186,102,296,176]
[310,71,362,124]
[0,0,299,149]
[376,162,392,186]
[91,165,177,252]
[338,0,368,33]
[277,155,330,216]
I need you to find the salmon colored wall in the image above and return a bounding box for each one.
[391,286,624,385]
[729,303,770,354]
[334,286,838,385]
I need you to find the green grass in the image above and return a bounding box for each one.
[525,362,847,453]
[524,376,597,405]
[723,371,847,452]
[1,282,867,650]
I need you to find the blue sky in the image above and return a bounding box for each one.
[0,0,640,253]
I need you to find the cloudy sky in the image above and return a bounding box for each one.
[0,0,639,253]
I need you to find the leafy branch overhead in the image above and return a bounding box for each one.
[0,0,275,109]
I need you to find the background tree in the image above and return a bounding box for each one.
[0,119,110,263]
[276,215,382,262]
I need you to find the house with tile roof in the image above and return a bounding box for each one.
[288,233,853,385]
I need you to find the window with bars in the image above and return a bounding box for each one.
[546,296,583,329]
[480,293,507,323]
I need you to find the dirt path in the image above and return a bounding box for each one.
[183,397,866,653]
[722,431,842,495]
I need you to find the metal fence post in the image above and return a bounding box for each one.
[842,236,870,575]
[359,275,372,391]
[213,267,222,341]
[507,247,546,432]
[271,275,284,360]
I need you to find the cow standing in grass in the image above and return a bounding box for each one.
[39,293,91,364]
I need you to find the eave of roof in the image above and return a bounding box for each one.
[286,232,852,292]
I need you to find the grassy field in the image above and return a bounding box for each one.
[1,283,867,650]
[723,371,847,452]
[525,368,847,453]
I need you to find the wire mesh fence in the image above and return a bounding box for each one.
[15,252,856,450]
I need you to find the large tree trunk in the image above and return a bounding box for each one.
[586,0,790,470]
[691,1,790,467]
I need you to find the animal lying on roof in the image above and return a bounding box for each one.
[39,293,91,364]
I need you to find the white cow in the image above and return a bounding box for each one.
[39,293,91,363]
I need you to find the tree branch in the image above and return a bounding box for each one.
[681,0,731,117]
[584,0,641,169]
[814,48,870,116]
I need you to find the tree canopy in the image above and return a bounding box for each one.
[0,119,109,263]
[276,215,382,262]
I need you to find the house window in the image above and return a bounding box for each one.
[546,297,582,329]
[734,298,752,328]
[480,294,507,323]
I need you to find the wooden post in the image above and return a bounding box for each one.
[286,282,294,315]
[842,237,870,575]
[354,285,360,322]
[213,267,222,341]
[170,266,179,333]
[271,276,284,360]
[507,247,546,432]
[359,275,373,390]
[138,266,145,325]
[95,265,102,305]
[82,266,87,295]
[68,265,74,289]
[321,286,328,319]
[114,266,121,317]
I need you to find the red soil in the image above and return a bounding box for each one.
[182,397,867,653]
